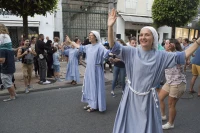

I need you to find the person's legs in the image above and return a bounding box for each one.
[22,64,28,87]
[189,64,198,92]
[1,74,16,101]
[111,66,120,95]
[39,59,47,82]
[159,83,170,117]
[27,64,33,86]
[119,67,126,91]
[168,96,178,125]
[34,57,39,76]
[195,65,200,95]
[38,58,42,82]
[108,62,112,72]
[163,82,186,129]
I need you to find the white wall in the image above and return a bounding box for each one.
[39,13,55,42]
[125,22,144,30]
[117,0,153,17]
[54,0,63,42]
[157,26,172,43]
[116,17,125,40]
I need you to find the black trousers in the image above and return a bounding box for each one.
[38,58,47,82]
[34,57,39,74]
[47,58,54,77]
[104,61,112,69]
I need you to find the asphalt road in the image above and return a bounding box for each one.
[0,72,200,133]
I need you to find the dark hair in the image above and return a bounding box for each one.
[46,40,52,47]
[169,38,182,52]
[183,38,189,43]
[23,38,29,41]
[74,38,79,43]
[128,36,132,41]
[31,36,36,41]
[130,37,137,41]
[39,34,44,39]
[83,38,91,45]
[53,47,57,53]
[117,39,126,46]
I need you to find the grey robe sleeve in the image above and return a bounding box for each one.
[103,48,110,59]
[111,42,134,61]
[79,45,88,53]
[163,51,186,68]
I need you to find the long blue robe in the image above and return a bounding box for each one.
[64,48,80,82]
[79,43,109,112]
[112,42,185,133]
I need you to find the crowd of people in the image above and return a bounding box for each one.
[0,8,200,133]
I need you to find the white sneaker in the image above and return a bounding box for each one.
[162,122,174,130]
[162,115,167,120]
[3,97,16,102]
[25,88,29,94]
[43,80,51,84]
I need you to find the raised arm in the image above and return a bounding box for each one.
[108,9,117,48]
[66,36,80,48]
[185,39,200,58]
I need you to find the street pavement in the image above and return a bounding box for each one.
[0,77,200,133]
[0,61,200,133]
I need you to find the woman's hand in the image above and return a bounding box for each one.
[108,9,117,27]
[66,35,72,44]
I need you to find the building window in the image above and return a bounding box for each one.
[195,30,198,38]
[125,0,136,9]
[175,28,189,39]
[189,29,195,41]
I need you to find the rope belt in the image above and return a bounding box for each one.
[127,79,158,108]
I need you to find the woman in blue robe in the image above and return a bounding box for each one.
[66,31,109,112]
[108,9,200,133]
[63,45,80,85]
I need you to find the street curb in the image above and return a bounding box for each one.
[0,80,112,97]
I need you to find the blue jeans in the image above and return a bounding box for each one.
[112,66,126,91]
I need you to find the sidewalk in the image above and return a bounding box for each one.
[0,61,113,96]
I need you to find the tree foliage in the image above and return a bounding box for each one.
[152,0,200,38]
[0,0,58,38]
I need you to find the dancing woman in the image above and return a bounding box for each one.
[66,31,109,112]
[108,9,200,133]
[159,39,186,129]
[63,45,80,85]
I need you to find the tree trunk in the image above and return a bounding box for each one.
[171,25,176,38]
[22,14,28,39]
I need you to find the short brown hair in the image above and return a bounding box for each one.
[54,37,60,42]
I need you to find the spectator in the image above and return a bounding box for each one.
[35,34,51,84]
[189,46,200,94]
[0,24,16,101]
[129,37,137,47]
[46,40,54,78]
[30,36,39,77]
[17,38,36,93]
[53,47,62,82]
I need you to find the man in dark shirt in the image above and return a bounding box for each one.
[35,34,50,84]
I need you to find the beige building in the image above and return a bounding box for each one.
[116,0,199,43]
[116,0,171,43]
